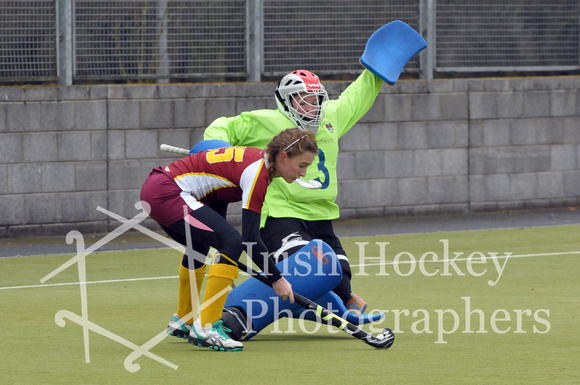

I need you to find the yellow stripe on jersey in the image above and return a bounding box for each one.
[174,172,232,184]
[243,159,265,210]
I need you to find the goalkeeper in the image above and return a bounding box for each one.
[204,68,383,314]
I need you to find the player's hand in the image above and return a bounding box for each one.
[272,277,295,303]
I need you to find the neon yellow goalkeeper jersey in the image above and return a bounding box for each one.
[204,70,383,225]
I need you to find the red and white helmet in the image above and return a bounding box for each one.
[275,70,328,133]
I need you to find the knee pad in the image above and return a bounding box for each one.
[224,239,342,340]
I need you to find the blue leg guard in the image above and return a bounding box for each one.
[225,240,342,340]
[224,239,386,339]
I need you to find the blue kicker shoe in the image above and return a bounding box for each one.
[166,313,192,339]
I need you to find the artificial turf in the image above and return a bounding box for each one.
[1,225,578,384]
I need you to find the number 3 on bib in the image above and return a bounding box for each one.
[314,149,330,189]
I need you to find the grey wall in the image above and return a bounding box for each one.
[1,76,579,238]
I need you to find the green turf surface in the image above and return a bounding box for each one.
[1,225,578,384]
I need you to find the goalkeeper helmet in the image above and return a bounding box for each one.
[275,70,328,134]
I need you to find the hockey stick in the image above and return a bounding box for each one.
[235,260,395,349]
[160,144,190,156]
[160,143,322,189]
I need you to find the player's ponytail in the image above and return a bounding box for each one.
[266,128,318,180]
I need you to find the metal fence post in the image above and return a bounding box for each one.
[156,0,169,83]
[57,0,73,85]
[419,0,435,80]
[246,0,263,82]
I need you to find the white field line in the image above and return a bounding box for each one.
[0,275,178,291]
[350,250,580,268]
[1,250,579,291]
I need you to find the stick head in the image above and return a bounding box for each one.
[366,328,395,349]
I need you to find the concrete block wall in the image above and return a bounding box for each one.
[466,78,580,212]
[337,79,472,218]
[336,76,580,218]
[0,76,579,238]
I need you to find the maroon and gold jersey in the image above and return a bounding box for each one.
[164,146,269,213]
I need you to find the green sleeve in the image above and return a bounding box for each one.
[326,69,384,138]
[203,116,242,145]
[204,110,293,149]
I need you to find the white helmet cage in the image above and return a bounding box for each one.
[275,70,329,134]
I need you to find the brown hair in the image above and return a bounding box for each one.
[266,128,318,180]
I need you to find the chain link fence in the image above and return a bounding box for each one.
[1,0,579,84]
[436,0,579,72]
[262,0,420,77]
[74,0,246,81]
[0,0,58,82]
